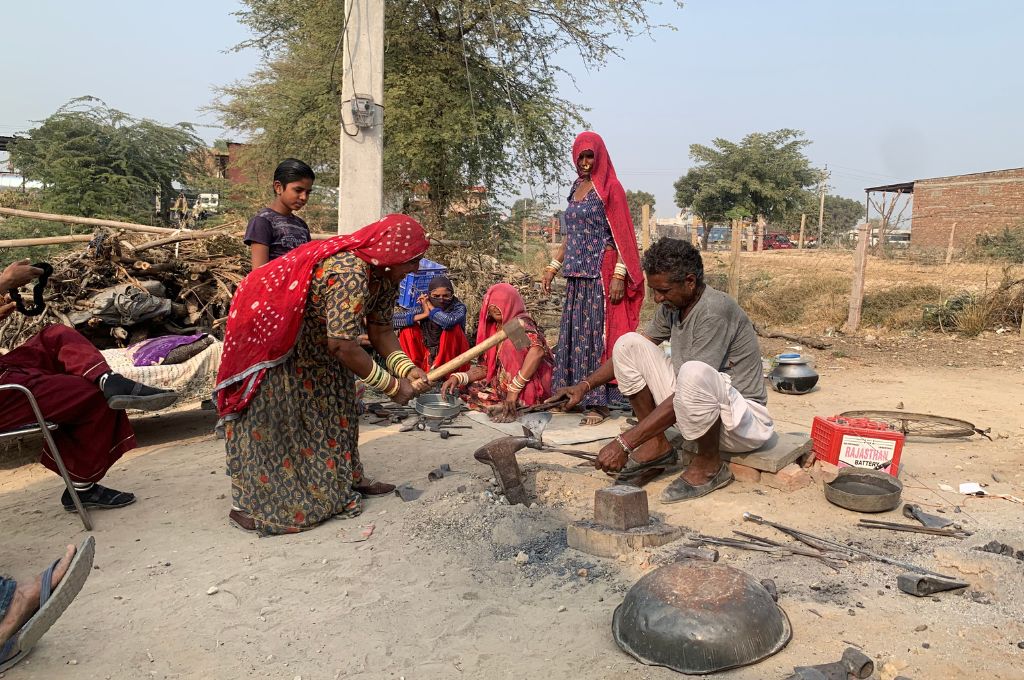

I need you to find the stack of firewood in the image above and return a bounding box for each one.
[0,226,248,350]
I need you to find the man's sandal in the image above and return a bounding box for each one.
[659,463,734,503]
[607,448,678,479]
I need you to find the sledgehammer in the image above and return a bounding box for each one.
[425,318,532,383]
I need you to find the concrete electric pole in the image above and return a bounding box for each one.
[337,0,385,234]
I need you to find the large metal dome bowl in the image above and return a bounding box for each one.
[612,561,792,675]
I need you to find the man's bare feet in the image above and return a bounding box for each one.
[0,545,76,648]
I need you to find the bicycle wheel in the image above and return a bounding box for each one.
[838,411,979,438]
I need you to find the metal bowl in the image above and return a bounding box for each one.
[413,393,463,419]
[825,468,903,513]
[612,561,791,675]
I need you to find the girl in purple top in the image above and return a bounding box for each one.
[243,159,315,269]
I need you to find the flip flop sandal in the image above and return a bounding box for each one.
[579,410,610,427]
[659,463,735,504]
[0,536,95,673]
[607,448,678,479]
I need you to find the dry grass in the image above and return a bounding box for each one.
[531,244,1022,336]
[703,250,1020,334]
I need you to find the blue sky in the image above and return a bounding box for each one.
[2,0,1021,216]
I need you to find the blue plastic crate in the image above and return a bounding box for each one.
[398,258,447,307]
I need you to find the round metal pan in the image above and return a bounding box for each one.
[612,561,791,674]
[825,468,903,513]
[414,393,463,419]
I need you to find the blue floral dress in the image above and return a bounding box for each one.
[553,180,622,407]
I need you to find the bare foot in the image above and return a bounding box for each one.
[0,544,76,647]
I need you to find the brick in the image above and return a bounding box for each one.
[810,460,839,485]
[594,486,649,531]
[727,462,761,483]
[762,463,812,493]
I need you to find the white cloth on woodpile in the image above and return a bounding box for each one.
[612,332,774,453]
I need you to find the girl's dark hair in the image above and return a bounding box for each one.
[273,158,315,186]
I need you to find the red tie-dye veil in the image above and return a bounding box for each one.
[215,214,430,417]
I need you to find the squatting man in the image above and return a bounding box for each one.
[548,237,774,502]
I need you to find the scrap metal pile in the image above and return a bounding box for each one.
[0,228,248,350]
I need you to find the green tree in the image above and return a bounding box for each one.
[625,190,656,229]
[673,166,732,250]
[674,129,818,248]
[215,0,679,231]
[9,97,206,223]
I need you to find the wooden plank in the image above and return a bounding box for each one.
[720,431,812,473]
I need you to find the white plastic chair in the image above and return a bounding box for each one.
[0,384,92,530]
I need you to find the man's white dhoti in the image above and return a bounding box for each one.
[612,333,774,453]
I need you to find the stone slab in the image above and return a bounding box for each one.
[567,518,683,558]
[720,431,812,473]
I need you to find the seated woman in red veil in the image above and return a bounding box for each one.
[441,283,553,423]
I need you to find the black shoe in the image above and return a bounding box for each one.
[659,463,734,504]
[61,484,137,512]
[101,372,178,411]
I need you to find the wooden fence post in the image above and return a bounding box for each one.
[641,203,651,251]
[843,223,871,333]
[729,219,742,299]
[799,213,806,249]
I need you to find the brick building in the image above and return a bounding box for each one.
[869,167,1024,251]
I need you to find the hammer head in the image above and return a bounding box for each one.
[502,318,532,350]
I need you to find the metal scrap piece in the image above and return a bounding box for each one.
[428,464,452,481]
[394,484,422,502]
[903,503,954,529]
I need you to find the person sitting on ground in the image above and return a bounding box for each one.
[0,260,178,512]
[392,275,470,373]
[441,283,553,423]
[547,237,774,503]
[0,537,94,672]
[243,158,315,269]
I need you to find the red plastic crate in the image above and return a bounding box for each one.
[810,415,905,477]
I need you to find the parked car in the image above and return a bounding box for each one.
[763,233,795,250]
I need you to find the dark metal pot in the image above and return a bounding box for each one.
[768,354,819,395]
[612,561,791,675]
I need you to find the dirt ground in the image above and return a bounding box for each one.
[1,334,1023,680]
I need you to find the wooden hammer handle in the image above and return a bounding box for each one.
[426,329,506,383]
